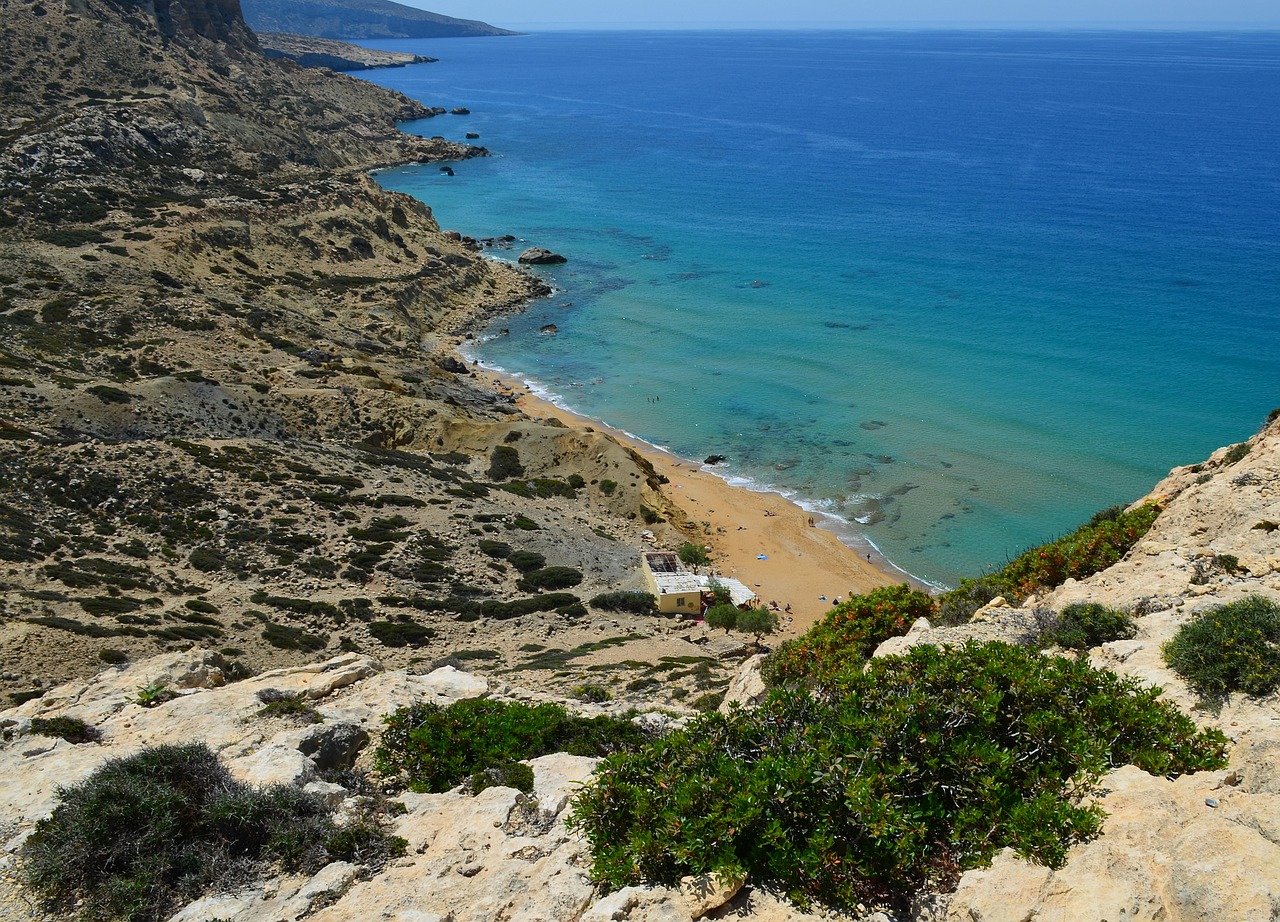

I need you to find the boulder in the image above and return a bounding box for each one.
[417,665,488,701]
[518,247,567,265]
[298,723,369,772]
[439,355,468,374]
[227,743,315,787]
[680,871,745,919]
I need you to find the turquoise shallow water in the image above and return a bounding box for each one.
[359,30,1280,587]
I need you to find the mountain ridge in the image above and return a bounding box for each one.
[240,0,519,39]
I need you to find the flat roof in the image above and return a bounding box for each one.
[651,572,703,595]
[644,552,681,574]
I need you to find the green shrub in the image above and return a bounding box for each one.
[599,479,618,496]
[590,591,657,614]
[511,515,540,531]
[79,595,144,616]
[1162,595,1280,705]
[367,620,435,648]
[188,545,227,572]
[938,503,1161,623]
[251,593,341,620]
[704,602,738,634]
[507,550,546,573]
[487,445,525,480]
[570,641,1227,914]
[30,716,101,744]
[517,566,584,592]
[478,539,512,558]
[676,542,711,571]
[262,622,328,652]
[762,584,934,688]
[134,682,177,708]
[375,698,650,794]
[690,691,725,712]
[468,761,535,795]
[1040,602,1137,651]
[256,689,321,722]
[98,649,128,665]
[1223,442,1251,465]
[737,606,781,645]
[19,742,398,922]
[86,384,132,404]
[574,684,612,703]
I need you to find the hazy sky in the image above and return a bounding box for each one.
[418,0,1279,28]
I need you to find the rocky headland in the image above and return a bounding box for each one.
[1,0,1277,920]
[257,32,439,71]
[238,0,518,40]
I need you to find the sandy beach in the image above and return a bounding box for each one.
[470,367,910,635]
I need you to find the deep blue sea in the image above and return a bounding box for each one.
[356,30,1280,588]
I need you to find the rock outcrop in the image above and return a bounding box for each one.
[0,653,828,922]
[258,32,440,70]
[519,247,569,265]
[928,415,1280,922]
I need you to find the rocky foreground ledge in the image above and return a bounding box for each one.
[0,651,826,922]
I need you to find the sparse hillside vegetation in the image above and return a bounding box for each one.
[937,502,1162,624]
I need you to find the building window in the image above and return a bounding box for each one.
[677,597,686,607]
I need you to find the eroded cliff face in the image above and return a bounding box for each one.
[133,0,258,47]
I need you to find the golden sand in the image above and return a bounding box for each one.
[473,369,909,634]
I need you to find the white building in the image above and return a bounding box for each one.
[641,551,756,616]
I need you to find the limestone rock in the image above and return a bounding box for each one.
[680,871,745,919]
[581,887,688,922]
[945,763,1280,922]
[870,615,932,659]
[417,665,489,701]
[228,742,315,787]
[718,653,767,712]
[527,752,598,816]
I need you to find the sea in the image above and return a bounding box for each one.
[355,30,1280,589]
